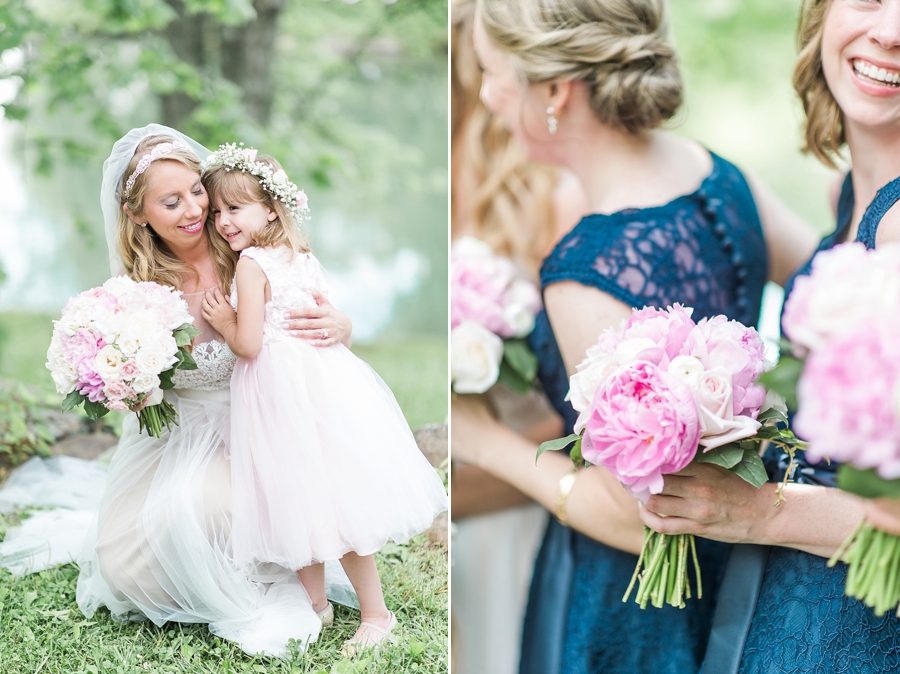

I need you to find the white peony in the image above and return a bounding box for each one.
[451,321,504,394]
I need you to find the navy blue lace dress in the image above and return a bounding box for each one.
[520,153,769,674]
[724,174,900,674]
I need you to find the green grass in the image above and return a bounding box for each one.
[0,312,448,429]
[0,534,447,674]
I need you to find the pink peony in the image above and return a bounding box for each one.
[795,316,900,479]
[620,304,700,370]
[581,361,700,501]
[696,315,766,418]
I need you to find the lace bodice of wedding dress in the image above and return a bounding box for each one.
[171,290,237,391]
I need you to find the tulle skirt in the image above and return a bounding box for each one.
[229,340,448,573]
[75,389,323,657]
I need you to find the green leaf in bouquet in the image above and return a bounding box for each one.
[173,323,202,347]
[536,433,581,463]
[503,339,538,383]
[757,408,788,426]
[729,448,768,489]
[498,358,533,395]
[61,391,84,413]
[570,436,584,466]
[695,443,744,470]
[837,465,900,500]
[82,399,110,421]
[175,346,198,371]
[757,357,803,413]
[159,368,176,390]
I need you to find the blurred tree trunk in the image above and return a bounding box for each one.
[160,0,284,129]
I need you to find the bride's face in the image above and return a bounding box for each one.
[473,15,553,161]
[822,0,900,137]
[138,161,210,252]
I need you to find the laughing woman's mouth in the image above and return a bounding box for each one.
[853,58,900,87]
[179,220,203,233]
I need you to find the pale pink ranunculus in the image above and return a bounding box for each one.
[795,316,900,479]
[296,190,309,211]
[580,361,700,502]
[696,315,767,418]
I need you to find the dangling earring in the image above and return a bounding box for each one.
[546,106,558,135]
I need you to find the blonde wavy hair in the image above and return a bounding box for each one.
[117,135,237,297]
[477,0,682,135]
[793,0,844,169]
[452,0,556,275]
[202,157,310,257]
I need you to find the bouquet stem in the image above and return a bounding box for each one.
[624,527,702,609]
[829,519,900,617]
[137,399,179,439]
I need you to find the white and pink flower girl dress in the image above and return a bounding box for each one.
[228,246,447,574]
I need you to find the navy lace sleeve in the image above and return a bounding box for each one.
[530,153,768,432]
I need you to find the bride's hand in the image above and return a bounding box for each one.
[639,462,776,544]
[283,291,352,347]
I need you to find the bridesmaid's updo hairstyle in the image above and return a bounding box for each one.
[477,0,682,135]
[793,0,842,168]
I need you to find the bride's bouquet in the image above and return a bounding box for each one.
[539,304,801,609]
[46,276,201,438]
[766,242,900,616]
[450,237,542,394]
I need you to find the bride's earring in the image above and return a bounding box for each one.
[546,106,558,135]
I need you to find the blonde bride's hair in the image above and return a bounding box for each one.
[477,0,682,135]
[116,135,237,296]
[452,0,556,276]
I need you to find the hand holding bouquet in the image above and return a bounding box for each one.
[539,304,800,609]
[46,276,201,438]
[768,241,900,616]
[451,237,542,394]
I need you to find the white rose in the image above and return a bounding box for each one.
[116,332,141,357]
[451,321,504,394]
[144,387,165,407]
[696,368,761,450]
[132,372,161,394]
[50,368,78,395]
[94,345,124,381]
[451,236,495,259]
[502,302,536,338]
[134,347,167,376]
[241,148,258,163]
[667,355,706,390]
[271,169,288,186]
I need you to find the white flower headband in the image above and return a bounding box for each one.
[123,140,191,198]
[200,142,310,222]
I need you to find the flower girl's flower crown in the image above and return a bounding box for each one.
[200,142,310,222]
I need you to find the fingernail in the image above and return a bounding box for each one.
[291,331,299,336]
[283,313,291,319]
[282,322,291,329]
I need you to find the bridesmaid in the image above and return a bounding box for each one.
[641,1,900,672]
[451,0,817,673]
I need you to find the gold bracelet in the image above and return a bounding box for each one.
[555,469,580,526]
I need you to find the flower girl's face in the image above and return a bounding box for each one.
[139,161,209,251]
[822,0,900,135]
[212,196,278,251]
[473,16,552,161]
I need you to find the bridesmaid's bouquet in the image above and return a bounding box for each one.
[46,276,201,438]
[766,242,900,616]
[450,237,542,394]
[539,304,801,609]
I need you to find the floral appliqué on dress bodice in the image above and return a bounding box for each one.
[230,247,329,345]
[171,340,237,391]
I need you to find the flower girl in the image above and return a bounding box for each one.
[198,143,447,652]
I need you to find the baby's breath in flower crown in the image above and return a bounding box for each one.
[201,143,310,223]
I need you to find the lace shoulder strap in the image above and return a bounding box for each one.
[857,174,900,249]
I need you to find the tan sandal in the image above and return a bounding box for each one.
[340,611,397,657]
[316,602,334,627]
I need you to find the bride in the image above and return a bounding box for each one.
[73,124,354,656]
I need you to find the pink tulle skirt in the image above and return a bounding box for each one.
[229,340,447,572]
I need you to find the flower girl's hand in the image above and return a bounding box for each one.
[201,288,236,335]
[283,291,352,347]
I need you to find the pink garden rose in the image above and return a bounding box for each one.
[795,316,900,479]
[581,361,700,501]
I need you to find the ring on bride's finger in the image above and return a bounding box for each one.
[323,329,329,339]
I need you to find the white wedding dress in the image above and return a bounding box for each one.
[1,298,353,657]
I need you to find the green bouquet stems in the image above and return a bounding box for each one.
[829,520,900,617]
[136,399,180,439]
[624,527,702,610]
